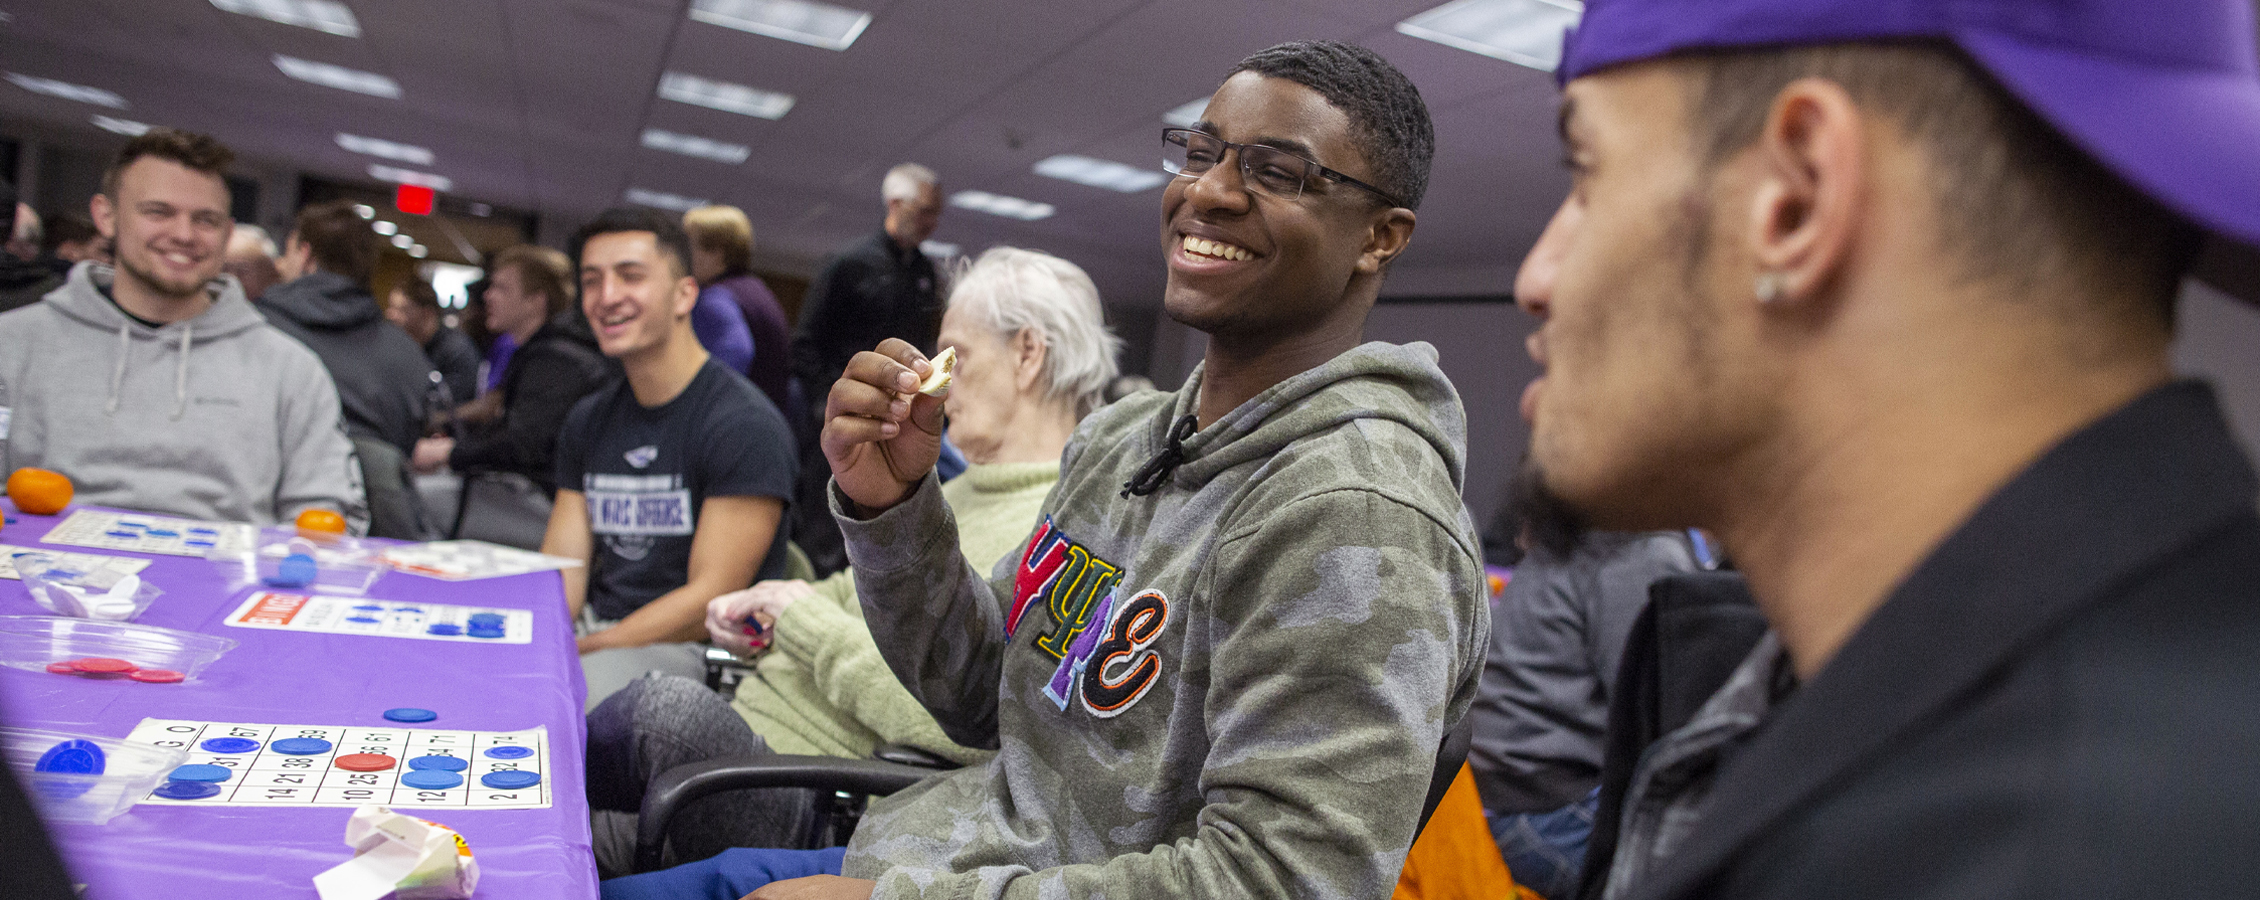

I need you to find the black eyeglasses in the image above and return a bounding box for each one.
[1162,128,1401,208]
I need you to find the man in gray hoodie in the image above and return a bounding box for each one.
[601,40,1488,900]
[0,128,365,531]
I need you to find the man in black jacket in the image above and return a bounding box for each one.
[414,244,612,495]
[261,199,437,539]
[1511,1,2260,897]
[261,199,433,458]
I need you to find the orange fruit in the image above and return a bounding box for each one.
[6,468,73,516]
[295,508,348,539]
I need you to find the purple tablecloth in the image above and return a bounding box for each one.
[0,502,597,899]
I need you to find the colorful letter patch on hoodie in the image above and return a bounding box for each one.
[1013,518,1168,713]
[1009,517,1121,656]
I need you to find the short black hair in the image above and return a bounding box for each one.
[291,199,378,284]
[1231,40,1435,211]
[1681,40,2200,328]
[571,206,694,281]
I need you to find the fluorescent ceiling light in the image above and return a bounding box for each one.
[371,220,398,236]
[336,133,432,165]
[368,164,451,191]
[274,54,401,98]
[390,233,414,249]
[625,187,709,212]
[350,203,375,219]
[91,115,152,136]
[657,72,795,120]
[6,72,127,109]
[640,128,751,164]
[948,190,1053,222]
[408,244,428,258]
[1033,154,1167,193]
[1161,98,1207,129]
[1396,0,1583,72]
[688,0,871,51]
[210,0,361,37]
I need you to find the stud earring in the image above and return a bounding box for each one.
[1754,272,1786,303]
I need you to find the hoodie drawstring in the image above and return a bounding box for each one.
[103,322,195,418]
[172,324,192,420]
[105,323,129,415]
[1121,414,1199,498]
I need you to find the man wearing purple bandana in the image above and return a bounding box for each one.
[1514,1,2260,898]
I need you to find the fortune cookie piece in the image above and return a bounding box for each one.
[917,346,957,397]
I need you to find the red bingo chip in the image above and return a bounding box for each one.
[129,669,185,684]
[70,657,138,675]
[334,753,397,772]
[45,662,78,675]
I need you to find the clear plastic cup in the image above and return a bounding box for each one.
[0,616,237,683]
[12,551,164,621]
[207,528,384,595]
[1,726,187,824]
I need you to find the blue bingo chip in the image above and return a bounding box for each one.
[401,769,463,790]
[353,604,385,611]
[393,607,423,614]
[426,623,462,636]
[467,613,505,623]
[200,737,261,754]
[271,738,333,755]
[383,708,438,723]
[167,764,232,783]
[480,770,541,790]
[189,527,218,534]
[35,739,104,774]
[155,780,222,800]
[145,528,179,537]
[468,628,506,640]
[105,530,140,539]
[408,755,468,772]
[483,746,533,760]
[346,616,381,624]
[268,553,317,587]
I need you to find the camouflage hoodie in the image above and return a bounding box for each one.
[835,341,1490,899]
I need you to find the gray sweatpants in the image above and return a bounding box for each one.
[585,673,822,877]
[576,611,707,713]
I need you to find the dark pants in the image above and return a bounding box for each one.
[585,673,823,876]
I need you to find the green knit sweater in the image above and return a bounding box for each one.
[730,460,1059,764]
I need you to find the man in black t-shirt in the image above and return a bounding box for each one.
[544,207,796,711]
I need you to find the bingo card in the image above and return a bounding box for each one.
[0,544,152,581]
[126,719,551,809]
[40,510,257,558]
[377,541,582,582]
[222,591,535,643]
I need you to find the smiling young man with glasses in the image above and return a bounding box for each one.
[599,40,1489,900]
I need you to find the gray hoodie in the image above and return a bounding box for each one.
[0,262,367,531]
[837,341,1489,899]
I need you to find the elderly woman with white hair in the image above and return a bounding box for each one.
[583,246,1122,875]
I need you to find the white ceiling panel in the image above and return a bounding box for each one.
[0,0,1586,307]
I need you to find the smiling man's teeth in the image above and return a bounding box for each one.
[1181,234,1252,262]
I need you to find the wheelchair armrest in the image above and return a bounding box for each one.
[635,754,938,873]
[871,744,960,770]
[702,646,753,692]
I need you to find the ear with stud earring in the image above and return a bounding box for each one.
[1754,271,1787,303]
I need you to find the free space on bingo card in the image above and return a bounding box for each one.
[127,719,552,809]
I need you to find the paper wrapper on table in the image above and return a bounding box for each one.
[311,806,481,900]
